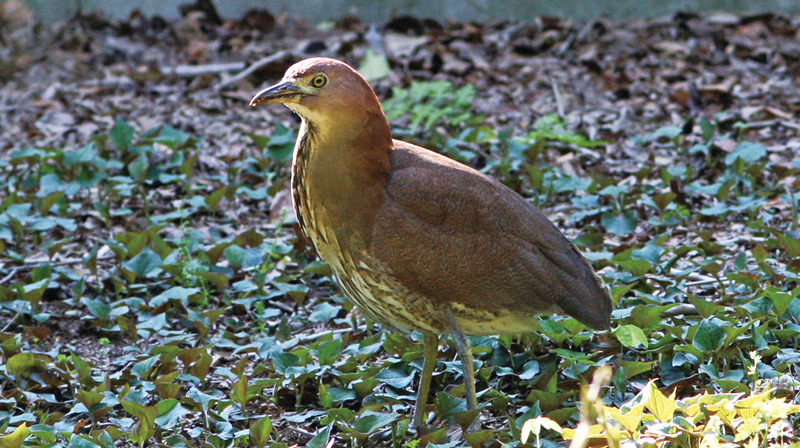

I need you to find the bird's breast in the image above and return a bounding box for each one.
[290,131,448,334]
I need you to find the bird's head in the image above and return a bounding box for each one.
[250,57,385,129]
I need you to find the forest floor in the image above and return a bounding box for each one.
[1,2,799,447]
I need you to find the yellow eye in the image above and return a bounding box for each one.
[310,74,328,88]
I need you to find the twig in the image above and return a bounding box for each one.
[299,325,367,342]
[551,79,566,120]
[270,301,295,313]
[545,140,603,159]
[736,119,800,131]
[685,278,732,287]
[0,267,21,285]
[162,62,246,78]
[556,32,576,56]
[662,304,700,317]
[780,120,800,131]
[787,185,799,231]
[216,50,291,90]
[1,311,23,332]
[288,426,315,438]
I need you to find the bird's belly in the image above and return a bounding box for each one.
[298,208,440,334]
[447,302,543,336]
[330,251,446,335]
[299,202,544,337]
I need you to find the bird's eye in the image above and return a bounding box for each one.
[310,74,328,88]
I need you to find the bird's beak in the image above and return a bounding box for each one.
[249,79,302,107]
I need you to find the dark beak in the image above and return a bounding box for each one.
[250,80,301,107]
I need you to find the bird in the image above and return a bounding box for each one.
[249,57,612,434]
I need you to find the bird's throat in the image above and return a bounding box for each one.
[290,119,389,257]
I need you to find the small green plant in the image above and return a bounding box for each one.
[383,80,481,132]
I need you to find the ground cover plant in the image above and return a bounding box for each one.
[0,3,799,447]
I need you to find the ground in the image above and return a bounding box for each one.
[0,3,799,448]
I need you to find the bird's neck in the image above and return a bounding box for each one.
[291,113,392,251]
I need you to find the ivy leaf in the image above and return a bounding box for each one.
[602,210,638,236]
[614,325,649,348]
[250,416,273,448]
[724,141,766,165]
[154,399,188,429]
[123,247,162,279]
[110,118,135,153]
[353,410,400,434]
[645,381,676,423]
[693,319,726,352]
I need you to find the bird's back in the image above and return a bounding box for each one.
[367,140,612,333]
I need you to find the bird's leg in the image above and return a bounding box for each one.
[413,332,439,435]
[442,310,479,432]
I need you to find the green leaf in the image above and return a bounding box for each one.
[602,210,638,236]
[688,295,724,318]
[273,353,300,375]
[250,416,273,448]
[66,435,101,448]
[128,151,149,180]
[699,202,730,216]
[147,125,190,148]
[154,399,188,429]
[644,381,676,423]
[122,400,157,445]
[652,125,683,143]
[123,247,162,279]
[632,244,666,265]
[110,118,135,153]
[6,353,36,376]
[0,423,31,448]
[305,424,333,448]
[231,377,248,408]
[224,244,246,269]
[359,49,391,82]
[81,298,111,319]
[652,192,676,212]
[150,286,200,308]
[328,388,357,403]
[265,124,296,162]
[308,303,341,323]
[374,367,414,389]
[614,325,649,348]
[619,360,657,378]
[353,410,400,434]
[519,360,540,380]
[765,288,793,317]
[317,339,342,366]
[615,259,651,276]
[699,117,715,142]
[693,319,726,352]
[724,141,766,165]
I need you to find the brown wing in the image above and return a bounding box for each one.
[368,140,611,330]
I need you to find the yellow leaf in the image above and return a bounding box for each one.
[561,424,606,441]
[645,382,676,423]
[683,402,701,418]
[605,404,644,433]
[520,416,562,444]
[700,432,720,448]
[743,435,759,448]
[0,423,30,448]
[604,424,622,448]
[763,398,800,421]
[734,417,760,443]
[734,388,774,420]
